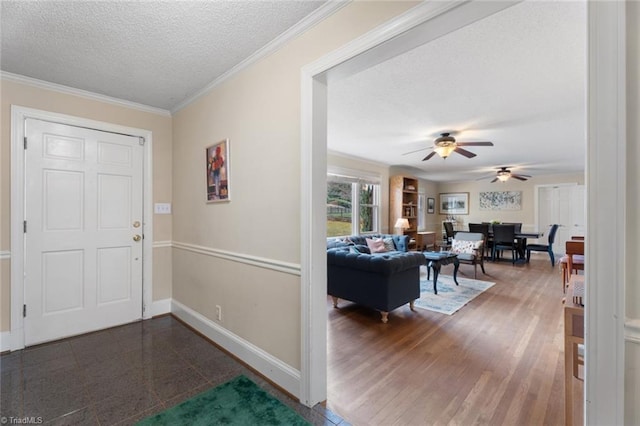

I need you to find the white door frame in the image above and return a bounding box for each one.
[300,1,626,423]
[10,105,154,351]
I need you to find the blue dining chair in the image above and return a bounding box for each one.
[525,224,559,266]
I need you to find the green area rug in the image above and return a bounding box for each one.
[137,375,310,426]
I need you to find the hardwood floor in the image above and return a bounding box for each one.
[327,255,583,426]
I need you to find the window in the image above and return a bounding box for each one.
[418,193,425,231]
[327,172,380,237]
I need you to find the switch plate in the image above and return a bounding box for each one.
[154,203,171,214]
[215,305,222,321]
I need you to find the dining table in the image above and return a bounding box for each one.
[486,230,545,261]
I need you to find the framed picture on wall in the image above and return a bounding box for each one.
[439,192,469,215]
[206,139,230,202]
[427,197,435,214]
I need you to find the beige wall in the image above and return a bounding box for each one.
[626,1,640,423]
[437,172,584,238]
[170,1,418,370]
[0,79,173,332]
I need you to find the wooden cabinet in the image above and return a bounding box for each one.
[416,231,436,251]
[389,175,419,249]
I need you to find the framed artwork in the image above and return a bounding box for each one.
[427,197,435,214]
[479,191,522,210]
[206,139,230,202]
[439,192,469,215]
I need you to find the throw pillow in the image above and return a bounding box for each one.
[451,239,482,254]
[366,237,387,253]
[354,244,371,254]
[382,237,396,252]
[349,246,361,254]
[342,237,355,246]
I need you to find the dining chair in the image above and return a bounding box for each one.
[525,224,559,266]
[443,221,456,244]
[491,224,518,263]
[502,222,522,233]
[560,240,585,292]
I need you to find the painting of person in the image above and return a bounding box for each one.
[206,140,229,201]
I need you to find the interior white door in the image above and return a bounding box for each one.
[537,184,585,256]
[24,119,143,345]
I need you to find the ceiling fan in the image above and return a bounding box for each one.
[480,167,532,183]
[419,133,494,161]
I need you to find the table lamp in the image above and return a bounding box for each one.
[394,218,410,235]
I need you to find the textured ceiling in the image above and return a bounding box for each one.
[1,0,326,111]
[328,1,587,182]
[1,1,586,183]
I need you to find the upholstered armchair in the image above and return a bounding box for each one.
[450,232,486,278]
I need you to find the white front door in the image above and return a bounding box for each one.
[24,119,144,345]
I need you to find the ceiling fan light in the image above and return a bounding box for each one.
[434,145,456,158]
[497,171,510,182]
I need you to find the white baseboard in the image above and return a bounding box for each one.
[171,299,301,398]
[150,298,172,317]
[1,331,13,352]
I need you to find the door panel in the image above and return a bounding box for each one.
[537,185,585,256]
[98,174,131,229]
[97,246,131,304]
[24,119,143,345]
[42,249,84,314]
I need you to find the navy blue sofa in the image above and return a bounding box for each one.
[327,234,426,323]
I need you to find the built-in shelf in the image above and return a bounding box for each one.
[390,175,419,249]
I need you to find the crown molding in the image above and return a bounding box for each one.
[171,0,350,114]
[1,71,171,117]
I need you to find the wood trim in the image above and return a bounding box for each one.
[300,0,520,409]
[586,1,626,423]
[172,241,300,276]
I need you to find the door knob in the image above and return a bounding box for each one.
[133,221,141,228]
[133,234,142,242]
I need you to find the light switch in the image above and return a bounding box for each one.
[154,203,172,214]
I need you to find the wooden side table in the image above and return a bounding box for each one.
[416,231,436,251]
[564,275,584,426]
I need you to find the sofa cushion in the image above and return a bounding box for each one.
[382,237,396,251]
[455,253,476,261]
[354,244,370,254]
[327,239,350,249]
[327,249,426,276]
[366,238,387,253]
[338,234,409,252]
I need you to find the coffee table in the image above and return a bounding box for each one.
[423,252,459,295]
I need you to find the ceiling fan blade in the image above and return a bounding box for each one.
[490,177,498,183]
[476,174,496,181]
[402,147,429,156]
[422,151,437,161]
[456,141,494,146]
[454,147,477,158]
[512,175,530,181]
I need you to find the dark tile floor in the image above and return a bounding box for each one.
[0,316,348,425]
